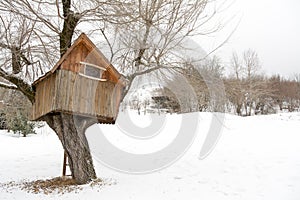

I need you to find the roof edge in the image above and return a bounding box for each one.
[32,33,122,86]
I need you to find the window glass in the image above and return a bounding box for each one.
[85,65,101,78]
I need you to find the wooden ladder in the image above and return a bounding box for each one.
[62,151,72,177]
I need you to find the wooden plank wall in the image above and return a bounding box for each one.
[32,70,123,121]
[32,73,57,120]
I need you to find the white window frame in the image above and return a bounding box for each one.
[79,61,107,81]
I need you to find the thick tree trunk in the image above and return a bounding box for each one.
[43,113,97,184]
[60,0,80,56]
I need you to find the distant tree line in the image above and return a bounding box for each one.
[225,74,300,116]
[182,49,300,115]
[127,49,300,116]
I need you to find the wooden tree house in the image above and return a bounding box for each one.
[31,33,125,176]
[32,33,125,123]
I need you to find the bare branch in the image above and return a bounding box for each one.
[99,28,114,62]
[56,0,66,20]
[0,68,34,103]
[0,81,18,90]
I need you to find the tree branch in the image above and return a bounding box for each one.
[0,68,35,104]
[0,81,18,90]
[100,28,114,62]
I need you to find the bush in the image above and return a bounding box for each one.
[0,89,43,137]
[7,111,39,137]
[0,112,7,129]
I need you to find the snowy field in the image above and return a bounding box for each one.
[1,112,300,200]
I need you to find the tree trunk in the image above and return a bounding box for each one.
[60,0,80,56]
[236,103,242,116]
[43,113,97,184]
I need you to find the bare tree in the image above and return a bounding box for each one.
[226,49,276,116]
[0,0,226,184]
[176,55,225,112]
[95,0,225,97]
[225,77,244,115]
[242,49,261,115]
[231,51,242,80]
[278,77,300,112]
[225,52,245,115]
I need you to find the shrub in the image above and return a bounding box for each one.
[6,111,39,137]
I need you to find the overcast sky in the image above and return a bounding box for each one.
[198,0,300,77]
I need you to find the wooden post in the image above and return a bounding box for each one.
[62,151,67,176]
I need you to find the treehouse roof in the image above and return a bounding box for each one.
[33,33,123,86]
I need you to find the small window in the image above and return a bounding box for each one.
[85,65,101,78]
[79,62,107,81]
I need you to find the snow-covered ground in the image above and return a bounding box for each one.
[1,112,300,200]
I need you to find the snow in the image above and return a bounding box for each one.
[1,112,300,199]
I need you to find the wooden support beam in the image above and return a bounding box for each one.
[62,151,68,177]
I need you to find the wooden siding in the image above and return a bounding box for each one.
[60,43,115,80]
[32,70,123,122]
[33,33,123,87]
[58,42,120,84]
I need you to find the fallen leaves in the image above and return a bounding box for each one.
[0,176,117,195]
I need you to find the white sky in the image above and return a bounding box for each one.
[197,0,300,77]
